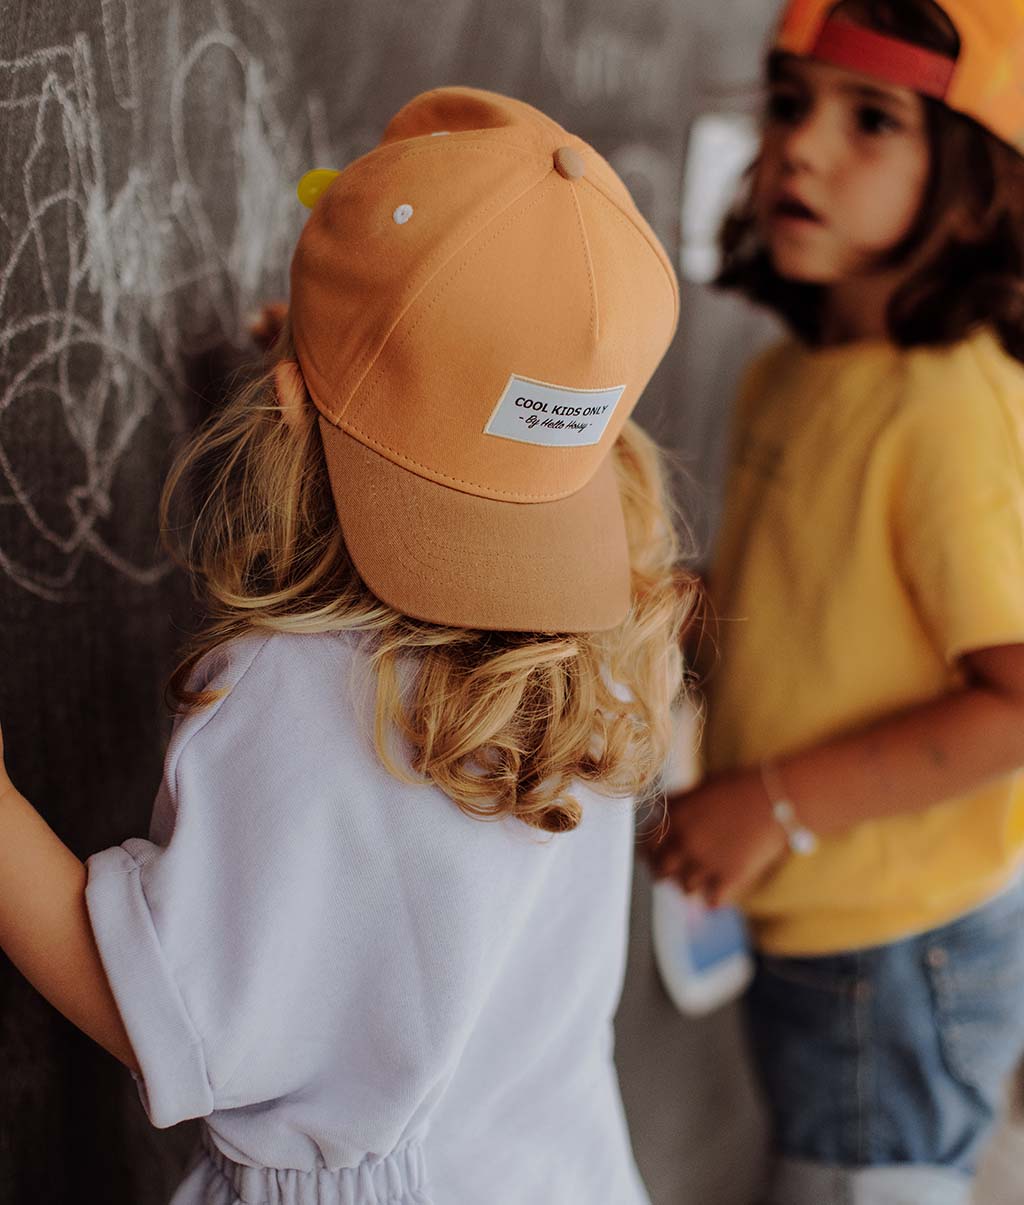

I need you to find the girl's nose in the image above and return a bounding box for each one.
[780,108,834,174]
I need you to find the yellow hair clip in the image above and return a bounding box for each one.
[297,169,341,209]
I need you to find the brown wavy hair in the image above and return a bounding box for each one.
[717,0,1024,364]
[159,317,697,833]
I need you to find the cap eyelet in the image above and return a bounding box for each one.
[393,203,414,225]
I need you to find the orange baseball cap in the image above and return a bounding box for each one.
[774,0,1024,155]
[289,86,679,633]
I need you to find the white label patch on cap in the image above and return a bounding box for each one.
[483,374,626,448]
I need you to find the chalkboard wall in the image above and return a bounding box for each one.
[0,1,782,1201]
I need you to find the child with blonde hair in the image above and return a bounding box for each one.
[651,1,1024,1201]
[0,86,692,1205]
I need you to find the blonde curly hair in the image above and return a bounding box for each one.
[160,317,697,833]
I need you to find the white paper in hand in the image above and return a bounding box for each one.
[651,703,753,1016]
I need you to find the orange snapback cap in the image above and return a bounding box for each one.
[289,86,679,633]
[775,0,1024,155]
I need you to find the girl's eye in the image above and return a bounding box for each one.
[766,91,806,125]
[857,106,902,136]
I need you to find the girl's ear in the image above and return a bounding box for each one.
[273,359,307,431]
[941,196,988,245]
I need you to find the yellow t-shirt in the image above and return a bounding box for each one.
[704,326,1024,956]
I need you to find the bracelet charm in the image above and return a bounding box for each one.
[760,763,819,856]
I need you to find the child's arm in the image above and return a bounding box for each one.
[649,642,1024,906]
[0,736,141,1075]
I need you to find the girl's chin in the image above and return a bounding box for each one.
[767,248,839,284]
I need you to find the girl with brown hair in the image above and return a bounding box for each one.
[651,1,1024,1201]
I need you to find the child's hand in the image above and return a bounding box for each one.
[647,771,788,907]
[248,302,288,352]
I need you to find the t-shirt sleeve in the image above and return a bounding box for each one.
[85,629,510,1150]
[892,365,1024,663]
[85,631,386,1130]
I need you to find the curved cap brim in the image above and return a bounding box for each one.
[318,416,632,633]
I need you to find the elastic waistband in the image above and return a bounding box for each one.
[199,1126,434,1205]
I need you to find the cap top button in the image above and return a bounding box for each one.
[554,146,585,181]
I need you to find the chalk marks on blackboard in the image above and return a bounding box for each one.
[0,3,331,601]
[0,0,702,602]
[539,0,686,114]
[100,0,141,117]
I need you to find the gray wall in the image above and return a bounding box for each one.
[0,1,782,1200]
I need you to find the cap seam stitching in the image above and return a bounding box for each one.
[320,171,648,499]
[382,138,546,163]
[404,85,571,147]
[308,161,553,424]
[567,179,599,342]
[345,178,553,412]
[319,139,544,192]
[339,175,592,498]
[294,146,552,397]
[359,461,623,572]
[374,477,541,570]
[326,417,583,501]
[577,173,679,328]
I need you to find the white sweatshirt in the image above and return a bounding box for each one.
[84,628,650,1205]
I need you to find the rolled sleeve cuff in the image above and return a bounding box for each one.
[945,622,1024,665]
[84,844,214,1128]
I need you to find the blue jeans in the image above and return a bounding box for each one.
[745,876,1024,1205]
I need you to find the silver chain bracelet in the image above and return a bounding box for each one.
[759,760,818,855]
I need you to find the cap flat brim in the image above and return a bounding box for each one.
[318,416,632,633]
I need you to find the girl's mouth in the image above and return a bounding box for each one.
[773,195,823,224]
